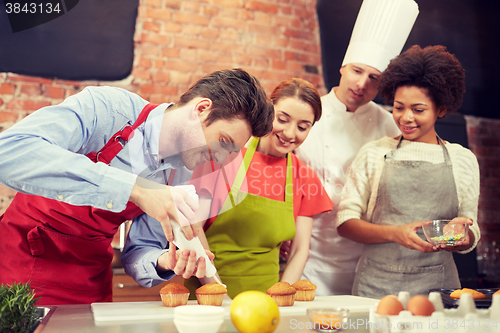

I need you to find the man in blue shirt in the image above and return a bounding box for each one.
[0,68,274,305]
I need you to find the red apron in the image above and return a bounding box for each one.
[0,103,158,305]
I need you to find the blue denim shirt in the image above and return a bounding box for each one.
[0,85,190,285]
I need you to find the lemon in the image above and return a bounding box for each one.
[230,290,280,333]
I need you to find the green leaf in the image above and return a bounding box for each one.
[0,282,41,333]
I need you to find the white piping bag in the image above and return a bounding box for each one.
[171,185,224,286]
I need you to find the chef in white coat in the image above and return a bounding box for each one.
[294,0,419,295]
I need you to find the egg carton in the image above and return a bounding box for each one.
[368,291,500,333]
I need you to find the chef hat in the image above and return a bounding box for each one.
[342,0,419,73]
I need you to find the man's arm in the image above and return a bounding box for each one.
[0,86,146,212]
[122,199,214,287]
[129,179,199,241]
[121,213,176,287]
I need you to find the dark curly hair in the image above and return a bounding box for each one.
[379,45,466,114]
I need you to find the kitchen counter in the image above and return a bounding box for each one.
[35,301,375,333]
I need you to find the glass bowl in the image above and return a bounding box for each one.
[307,308,349,332]
[422,219,469,246]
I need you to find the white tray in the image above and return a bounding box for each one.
[91,295,378,322]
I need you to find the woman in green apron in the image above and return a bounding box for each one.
[189,78,333,298]
[336,45,480,298]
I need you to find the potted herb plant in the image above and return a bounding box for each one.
[0,283,41,333]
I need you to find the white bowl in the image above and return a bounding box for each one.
[173,318,223,333]
[174,304,224,317]
[174,305,224,333]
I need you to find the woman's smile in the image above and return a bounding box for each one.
[392,86,446,144]
[400,125,418,134]
[275,134,295,147]
[258,97,314,158]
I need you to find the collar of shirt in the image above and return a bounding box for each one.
[143,103,186,179]
[143,103,170,167]
[323,88,373,116]
[126,103,182,180]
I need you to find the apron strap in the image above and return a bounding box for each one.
[86,103,159,164]
[231,136,259,193]
[221,137,293,211]
[437,135,453,166]
[285,151,293,204]
[384,135,404,161]
[385,135,452,166]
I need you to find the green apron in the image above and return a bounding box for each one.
[186,137,296,298]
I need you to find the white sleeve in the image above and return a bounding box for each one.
[451,145,481,254]
[336,143,374,227]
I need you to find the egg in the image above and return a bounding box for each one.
[406,295,435,316]
[376,295,404,315]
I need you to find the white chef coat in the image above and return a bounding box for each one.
[294,88,400,295]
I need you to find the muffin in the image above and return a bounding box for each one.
[266,282,296,306]
[292,279,317,301]
[159,283,190,307]
[450,288,486,300]
[195,282,227,306]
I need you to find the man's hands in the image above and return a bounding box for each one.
[157,242,215,279]
[129,178,199,242]
[129,178,216,279]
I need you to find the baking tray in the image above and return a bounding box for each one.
[429,288,500,308]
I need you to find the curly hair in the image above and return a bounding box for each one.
[379,45,466,114]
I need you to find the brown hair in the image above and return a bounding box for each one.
[270,78,322,123]
[379,45,466,114]
[177,68,274,137]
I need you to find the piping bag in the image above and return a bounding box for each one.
[171,185,225,286]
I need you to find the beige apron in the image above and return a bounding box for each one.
[353,136,460,298]
[186,137,296,298]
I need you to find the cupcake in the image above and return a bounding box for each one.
[159,283,190,307]
[292,279,317,301]
[266,282,296,306]
[450,288,486,300]
[195,282,227,306]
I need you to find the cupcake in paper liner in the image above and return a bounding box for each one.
[292,279,317,301]
[195,282,227,306]
[160,283,190,307]
[267,282,296,306]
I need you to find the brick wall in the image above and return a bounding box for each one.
[134,0,325,102]
[0,0,325,214]
[466,116,500,285]
[466,116,500,243]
